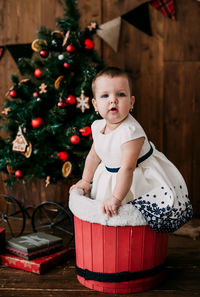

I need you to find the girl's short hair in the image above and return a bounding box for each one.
[92,67,133,95]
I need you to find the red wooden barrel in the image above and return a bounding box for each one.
[74,216,168,294]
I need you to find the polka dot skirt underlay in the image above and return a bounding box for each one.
[129,184,193,232]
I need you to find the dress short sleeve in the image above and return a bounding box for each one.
[91,119,105,139]
[120,121,146,145]
[91,121,97,138]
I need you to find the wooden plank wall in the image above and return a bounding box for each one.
[0,0,199,216]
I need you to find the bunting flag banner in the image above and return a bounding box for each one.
[122,2,152,36]
[0,46,5,60]
[6,43,33,64]
[97,17,121,52]
[150,0,175,20]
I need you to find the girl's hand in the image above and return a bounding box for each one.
[102,195,122,217]
[69,179,91,195]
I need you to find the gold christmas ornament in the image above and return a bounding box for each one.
[76,90,90,113]
[54,76,64,89]
[12,126,28,152]
[31,39,47,52]
[39,83,47,94]
[24,143,32,158]
[62,161,72,177]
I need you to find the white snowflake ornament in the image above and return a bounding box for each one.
[76,90,90,113]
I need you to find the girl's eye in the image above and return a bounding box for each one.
[118,92,125,97]
[101,94,109,98]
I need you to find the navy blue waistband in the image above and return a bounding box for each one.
[105,143,153,173]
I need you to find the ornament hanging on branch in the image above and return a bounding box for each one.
[51,31,63,51]
[87,22,97,31]
[54,75,64,89]
[57,100,67,108]
[66,94,76,105]
[2,107,11,116]
[6,164,15,175]
[34,68,42,79]
[9,89,18,98]
[62,161,72,178]
[12,126,28,152]
[15,170,23,178]
[19,78,30,84]
[33,92,39,98]
[76,90,90,113]
[57,93,67,108]
[31,39,47,53]
[79,126,92,136]
[39,83,47,94]
[70,135,80,144]
[40,49,49,58]
[45,176,51,187]
[31,117,44,128]
[84,39,95,50]
[24,143,32,158]
[63,62,71,69]
[66,44,76,53]
[62,31,70,47]
[57,151,68,162]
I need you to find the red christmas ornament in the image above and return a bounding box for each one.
[70,135,80,144]
[40,50,48,58]
[63,62,71,69]
[66,94,76,105]
[79,126,92,136]
[57,101,67,108]
[9,89,17,98]
[15,170,23,178]
[66,44,76,53]
[57,151,68,162]
[33,92,39,98]
[34,68,42,78]
[31,117,43,128]
[84,39,94,50]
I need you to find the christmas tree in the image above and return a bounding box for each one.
[0,0,104,188]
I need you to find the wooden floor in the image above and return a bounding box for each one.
[0,221,200,297]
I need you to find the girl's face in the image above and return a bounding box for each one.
[92,75,135,128]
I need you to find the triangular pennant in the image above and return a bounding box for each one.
[97,17,121,52]
[6,44,33,64]
[0,46,5,60]
[122,2,152,36]
[150,0,175,20]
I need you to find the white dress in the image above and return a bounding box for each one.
[90,114,193,232]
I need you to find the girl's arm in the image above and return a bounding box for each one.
[69,143,101,194]
[102,137,144,217]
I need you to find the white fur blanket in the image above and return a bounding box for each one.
[69,188,147,227]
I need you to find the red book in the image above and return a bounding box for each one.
[0,247,72,274]
[0,228,5,254]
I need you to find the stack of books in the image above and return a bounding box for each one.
[0,231,72,274]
